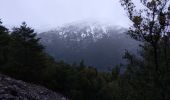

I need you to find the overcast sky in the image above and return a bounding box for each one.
[1,0,132,31]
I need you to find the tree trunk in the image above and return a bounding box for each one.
[153,45,159,72]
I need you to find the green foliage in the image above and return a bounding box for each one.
[0,20,10,67]
[120,0,170,100]
[1,22,48,81]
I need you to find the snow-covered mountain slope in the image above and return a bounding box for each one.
[39,20,127,42]
[38,21,138,71]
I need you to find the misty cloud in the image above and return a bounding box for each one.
[1,0,130,31]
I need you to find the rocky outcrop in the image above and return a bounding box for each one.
[0,74,68,100]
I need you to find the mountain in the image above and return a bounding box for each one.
[38,21,139,71]
[0,73,68,100]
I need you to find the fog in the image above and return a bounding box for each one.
[1,0,131,31]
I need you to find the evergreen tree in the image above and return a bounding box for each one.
[0,20,10,68]
[7,22,46,81]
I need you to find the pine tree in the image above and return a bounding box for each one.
[7,22,46,81]
[0,20,10,68]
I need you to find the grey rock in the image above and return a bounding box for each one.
[0,74,68,100]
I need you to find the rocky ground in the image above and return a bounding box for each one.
[0,74,68,100]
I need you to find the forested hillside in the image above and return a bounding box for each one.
[39,21,139,70]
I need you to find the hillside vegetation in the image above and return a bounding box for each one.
[39,22,139,70]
